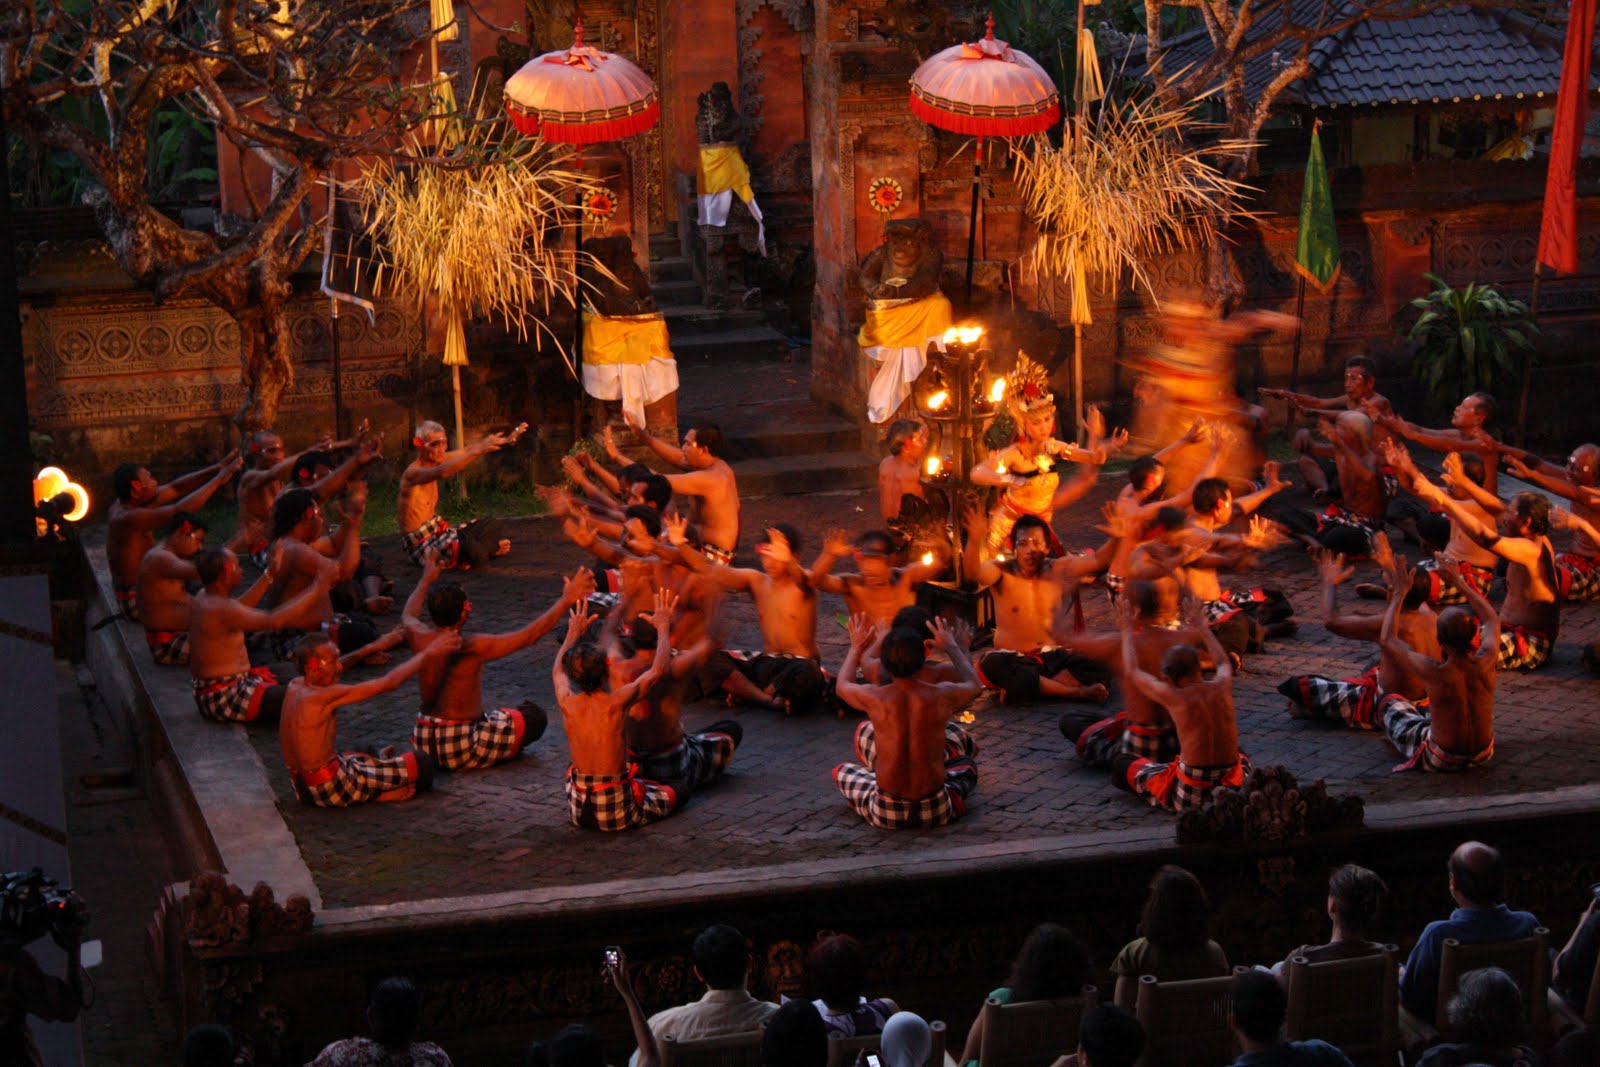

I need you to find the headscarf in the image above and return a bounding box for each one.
[879,1011,932,1067]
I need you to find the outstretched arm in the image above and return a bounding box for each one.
[130,454,244,530]
[155,453,236,503]
[327,632,461,709]
[961,504,1003,589]
[1231,461,1290,515]
[661,515,758,592]
[930,617,982,704]
[476,568,597,660]
[1378,561,1438,677]
[624,411,688,468]
[1182,596,1232,683]
[402,425,526,487]
[311,434,382,502]
[808,528,852,594]
[1440,453,1504,515]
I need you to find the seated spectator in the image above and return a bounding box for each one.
[527,1024,603,1067]
[1554,891,1600,1016]
[1400,842,1540,1023]
[635,925,776,1063]
[1277,864,1390,973]
[881,1011,933,1067]
[1551,1027,1600,1067]
[181,1023,234,1067]
[961,922,1096,1064]
[308,977,451,1066]
[807,933,898,1038]
[761,1000,827,1067]
[1049,1004,1146,1067]
[1112,866,1230,1009]
[1417,967,1537,1067]
[1228,970,1353,1065]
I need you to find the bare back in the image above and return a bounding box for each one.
[562,689,630,777]
[1167,677,1239,767]
[1418,652,1496,756]
[856,677,967,798]
[187,592,254,680]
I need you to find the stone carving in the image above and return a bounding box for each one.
[582,235,657,316]
[1176,764,1364,845]
[858,218,943,301]
[1391,215,1436,246]
[180,871,314,947]
[696,81,741,146]
[763,939,806,1001]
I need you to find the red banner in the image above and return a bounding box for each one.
[1537,0,1598,274]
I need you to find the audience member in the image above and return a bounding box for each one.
[1048,1004,1145,1067]
[761,999,827,1067]
[880,1011,934,1067]
[1227,969,1354,1066]
[308,977,451,1066]
[1551,1027,1600,1067]
[635,925,776,1062]
[1112,866,1230,1009]
[961,922,1095,1064]
[1277,864,1390,973]
[526,1024,603,1067]
[1554,890,1600,1017]
[1400,842,1540,1023]
[1416,966,1536,1067]
[807,933,898,1037]
[181,1023,234,1067]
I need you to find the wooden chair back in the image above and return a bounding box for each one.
[1436,928,1550,1033]
[1283,947,1400,1062]
[658,1028,766,1067]
[825,1020,948,1067]
[977,987,1099,1067]
[1133,971,1239,1067]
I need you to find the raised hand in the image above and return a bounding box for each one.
[822,527,852,557]
[759,527,793,565]
[223,450,246,474]
[1262,460,1286,492]
[645,585,680,630]
[962,501,987,537]
[943,617,974,652]
[569,510,597,548]
[847,612,876,650]
[1432,554,1465,589]
[664,513,690,547]
[565,602,596,643]
[1243,516,1288,550]
[357,433,383,463]
[536,484,574,517]
[422,546,445,576]
[563,567,597,605]
[622,409,647,437]
[1084,404,1106,441]
[1387,560,1415,605]
[1097,501,1136,540]
[1369,531,1397,576]
[508,422,529,444]
[1504,454,1534,480]
[343,479,369,518]
[1316,549,1353,587]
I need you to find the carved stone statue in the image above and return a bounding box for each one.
[582,235,657,317]
[694,81,765,307]
[858,218,944,302]
[695,81,740,145]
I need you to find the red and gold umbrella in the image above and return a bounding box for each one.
[909,14,1059,300]
[503,20,659,144]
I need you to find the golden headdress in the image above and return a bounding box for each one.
[1007,351,1055,417]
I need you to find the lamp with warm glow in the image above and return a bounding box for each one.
[927,390,950,411]
[34,466,91,538]
[925,456,942,477]
[989,377,1006,403]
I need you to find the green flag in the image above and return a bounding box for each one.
[1295,126,1340,291]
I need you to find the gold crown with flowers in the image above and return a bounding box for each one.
[1007,352,1055,416]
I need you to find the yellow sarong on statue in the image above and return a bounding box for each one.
[697,144,766,255]
[857,292,953,424]
[581,310,679,427]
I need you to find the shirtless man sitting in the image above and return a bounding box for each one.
[963,508,1118,705]
[187,547,333,724]
[134,512,209,665]
[231,423,373,562]
[401,551,595,770]
[1387,441,1562,671]
[1279,539,1444,730]
[1111,597,1250,813]
[833,615,982,830]
[1278,410,1388,558]
[1497,441,1600,602]
[809,529,944,628]
[567,508,719,650]
[607,609,743,796]
[1262,355,1396,500]
[1356,452,1500,608]
[664,517,829,715]
[398,420,524,568]
[1378,391,1502,548]
[1059,581,1211,769]
[279,632,458,807]
[1377,560,1498,772]
[107,452,241,619]
[258,485,378,661]
[613,415,740,564]
[558,588,686,831]
[878,418,931,526]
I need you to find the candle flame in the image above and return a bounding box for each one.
[925,456,941,476]
[996,461,1008,475]
[989,378,1006,403]
[957,325,984,344]
[920,551,934,565]
[928,390,949,410]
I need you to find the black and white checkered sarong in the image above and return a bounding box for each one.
[411,707,527,770]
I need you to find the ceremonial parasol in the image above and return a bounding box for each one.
[503,19,660,434]
[910,15,1059,301]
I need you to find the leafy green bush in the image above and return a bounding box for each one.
[1398,274,1537,411]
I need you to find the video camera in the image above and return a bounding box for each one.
[0,869,89,950]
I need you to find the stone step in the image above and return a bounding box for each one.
[648,233,681,259]
[651,256,695,283]
[719,420,869,462]
[651,277,703,304]
[661,303,768,332]
[669,325,791,362]
[730,450,879,497]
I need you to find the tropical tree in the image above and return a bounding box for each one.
[2,0,485,429]
[1398,273,1538,412]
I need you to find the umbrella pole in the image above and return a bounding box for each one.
[964,137,983,305]
[451,363,468,501]
[1073,322,1084,444]
[572,179,585,448]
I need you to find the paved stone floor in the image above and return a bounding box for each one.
[235,478,1600,909]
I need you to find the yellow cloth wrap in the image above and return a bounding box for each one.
[582,311,673,366]
[857,292,953,351]
[697,145,754,201]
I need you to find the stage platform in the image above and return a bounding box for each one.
[79,478,1600,1064]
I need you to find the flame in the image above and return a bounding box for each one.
[925,456,941,476]
[996,461,1008,475]
[920,551,934,565]
[940,327,959,345]
[989,378,1006,403]
[940,324,985,346]
[927,390,949,410]
[60,484,90,522]
[33,467,68,502]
